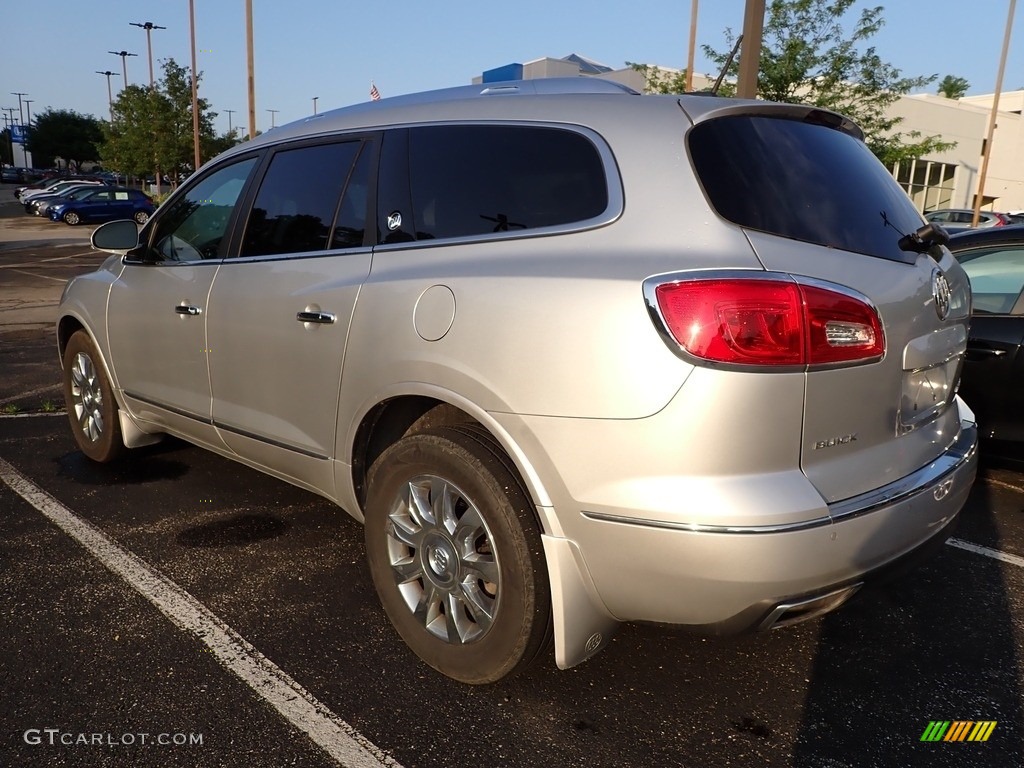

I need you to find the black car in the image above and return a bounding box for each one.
[948,226,1024,458]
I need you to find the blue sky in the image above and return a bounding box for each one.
[5,1,1024,135]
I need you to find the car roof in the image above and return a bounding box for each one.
[947,223,1024,249]
[210,77,863,166]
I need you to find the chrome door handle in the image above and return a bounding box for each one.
[296,311,336,324]
[175,305,201,316]
[965,347,1007,360]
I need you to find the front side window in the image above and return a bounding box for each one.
[240,141,366,257]
[147,157,258,262]
[396,125,608,243]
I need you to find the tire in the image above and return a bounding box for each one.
[134,210,150,225]
[365,425,551,684]
[63,210,81,226]
[62,330,124,463]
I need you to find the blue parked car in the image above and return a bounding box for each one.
[49,187,154,226]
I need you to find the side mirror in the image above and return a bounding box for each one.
[91,219,140,254]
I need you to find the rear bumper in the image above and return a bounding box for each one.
[570,419,977,631]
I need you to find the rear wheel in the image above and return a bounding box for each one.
[364,426,551,684]
[62,330,124,462]
[134,210,150,225]
[63,210,81,226]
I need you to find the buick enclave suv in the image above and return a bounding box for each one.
[58,78,977,683]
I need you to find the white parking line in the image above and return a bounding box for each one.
[0,457,403,768]
[0,411,65,418]
[0,383,62,406]
[947,537,1024,568]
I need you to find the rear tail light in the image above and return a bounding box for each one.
[650,277,884,367]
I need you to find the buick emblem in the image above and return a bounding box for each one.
[932,270,951,321]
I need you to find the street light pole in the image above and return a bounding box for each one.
[96,71,120,121]
[189,0,202,171]
[130,21,166,88]
[685,1,699,92]
[267,109,279,128]
[11,92,26,127]
[108,51,138,88]
[736,0,765,99]
[973,0,1017,227]
[246,0,257,139]
[23,100,33,126]
[225,109,235,135]
[312,96,318,115]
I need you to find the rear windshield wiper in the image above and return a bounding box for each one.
[880,210,951,253]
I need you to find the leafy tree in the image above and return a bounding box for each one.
[25,109,103,171]
[937,75,970,99]
[100,58,219,185]
[0,128,12,166]
[700,0,953,167]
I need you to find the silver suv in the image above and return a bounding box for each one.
[59,78,978,684]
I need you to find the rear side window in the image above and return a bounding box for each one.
[241,141,367,257]
[395,125,607,242]
[690,115,923,263]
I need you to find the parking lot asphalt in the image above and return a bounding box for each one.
[1,233,1023,767]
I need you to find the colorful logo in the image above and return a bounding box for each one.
[920,721,997,742]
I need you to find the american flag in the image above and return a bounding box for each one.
[370,82,381,101]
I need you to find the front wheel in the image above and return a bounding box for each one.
[63,210,81,226]
[134,210,150,225]
[364,426,551,684]
[62,330,124,462]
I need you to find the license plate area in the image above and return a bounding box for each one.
[898,356,963,432]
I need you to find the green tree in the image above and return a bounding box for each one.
[937,75,970,99]
[26,109,103,171]
[0,128,12,167]
[701,0,953,167]
[100,58,219,185]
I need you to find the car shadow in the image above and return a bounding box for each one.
[790,474,1023,765]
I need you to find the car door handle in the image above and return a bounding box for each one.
[296,311,336,324]
[965,347,1007,360]
[175,305,202,316]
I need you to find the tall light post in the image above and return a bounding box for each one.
[108,50,138,88]
[973,0,1017,227]
[130,21,166,88]
[685,1,699,92]
[189,0,201,171]
[246,0,257,139]
[96,71,120,121]
[23,100,33,126]
[736,0,765,99]
[11,92,27,127]
[267,109,279,128]
[225,109,235,135]
[312,96,319,115]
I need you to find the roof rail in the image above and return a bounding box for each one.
[478,77,640,96]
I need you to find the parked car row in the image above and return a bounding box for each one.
[925,208,1018,232]
[17,177,154,226]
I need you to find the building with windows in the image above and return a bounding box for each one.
[476,54,1024,214]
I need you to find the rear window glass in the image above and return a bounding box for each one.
[407,125,608,241]
[689,115,923,263]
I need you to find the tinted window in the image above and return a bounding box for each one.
[957,246,1024,314]
[690,115,923,263]
[241,141,363,257]
[330,143,372,249]
[148,157,258,262]
[403,125,607,242]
